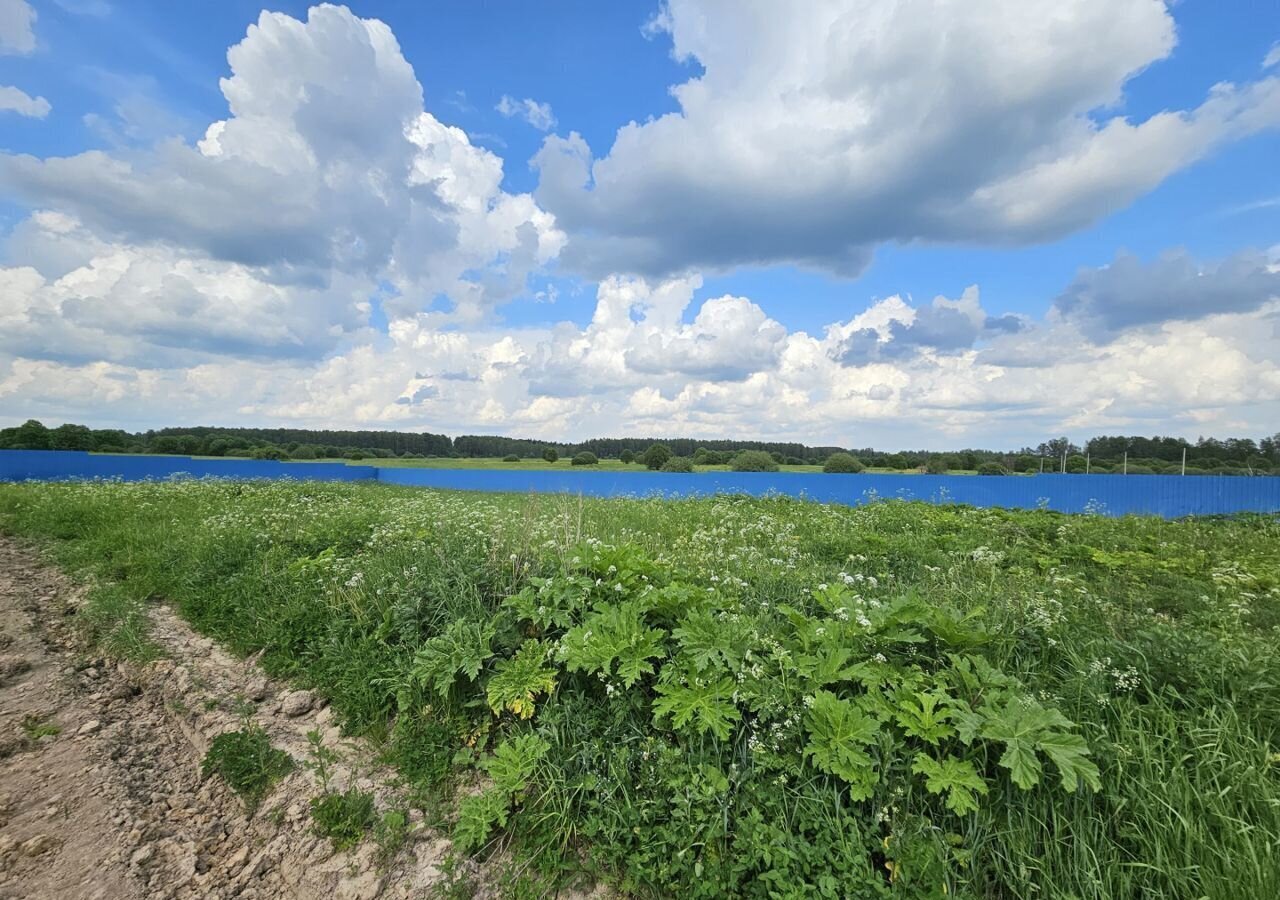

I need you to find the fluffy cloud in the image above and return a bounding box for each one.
[0,83,48,117]
[0,4,563,333]
[496,95,556,131]
[1052,249,1280,340]
[0,0,35,54]
[833,287,1029,364]
[535,0,1280,278]
[3,263,1278,445]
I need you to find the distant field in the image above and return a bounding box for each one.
[95,451,979,474]
[336,456,983,475]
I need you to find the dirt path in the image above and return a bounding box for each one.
[0,537,459,899]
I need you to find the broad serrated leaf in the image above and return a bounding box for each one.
[894,689,956,744]
[803,690,880,799]
[482,733,550,794]
[454,787,511,853]
[911,753,990,816]
[486,640,556,719]
[410,619,496,697]
[652,675,741,740]
[980,698,1097,793]
[672,608,746,673]
[980,700,1048,789]
[950,703,985,746]
[1038,731,1101,793]
[503,575,593,631]
[560,600,666,688]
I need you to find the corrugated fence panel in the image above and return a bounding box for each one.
[3,450,1279,518]
[375,467,1280,517]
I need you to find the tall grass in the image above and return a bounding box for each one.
[0,479,1276,897]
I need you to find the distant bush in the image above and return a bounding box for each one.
[823,453,865,474]
[503,454,520,462]
[225,448,252,458]
[640,443,673,470]
[732,450,779,472]
[343,450,365,460]
[571,452,599,466]
[291,446,318,460]
[620,449,636,464]
[1065,454,1088,473]
[1013,455,1039,473]
[251,447,286,461]
[661,456,694,473]
[976,462,1007,476]
[925,458,948,474]
[542,448,559,463]
[1123,464,1154,474]
[785,456,807,466]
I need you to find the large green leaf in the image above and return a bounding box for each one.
[652,675,741,740]
[803,690,880,799]
[911,753,989,815]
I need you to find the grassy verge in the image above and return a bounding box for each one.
[1,479,1277,897]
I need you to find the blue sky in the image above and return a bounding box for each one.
[1,1,1278,446]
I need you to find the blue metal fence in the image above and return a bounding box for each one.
[0,450,376,482]
[3,449,1279,519]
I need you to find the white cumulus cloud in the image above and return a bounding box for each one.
[535,0,1280,278]
[0,0,35,55]
[0,83,49,117]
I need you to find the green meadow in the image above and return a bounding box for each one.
[1,479,1277,898]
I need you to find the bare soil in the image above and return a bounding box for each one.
[0,536,462,899]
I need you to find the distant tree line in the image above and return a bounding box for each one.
[1,419,1276,474]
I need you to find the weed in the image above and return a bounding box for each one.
[201,724,294,812]
[20,713,61,740]
[373,808,410,863]
[311,787,376,850]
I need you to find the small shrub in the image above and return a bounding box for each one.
[502,454,520,462]
[730,450,778,472]
[571,452,599,466]
[201,725,294,811]
[976,462,1007,476]
[823,452,865,474]
[925,457,948,474]
[542,448,559,463]
[311,787,376,849]
[660,456,694,473]
[620,449,636,464]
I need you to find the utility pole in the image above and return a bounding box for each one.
[1181,447,1186,476]
[1123,451,1127,475]
[1086,452,1090,474]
